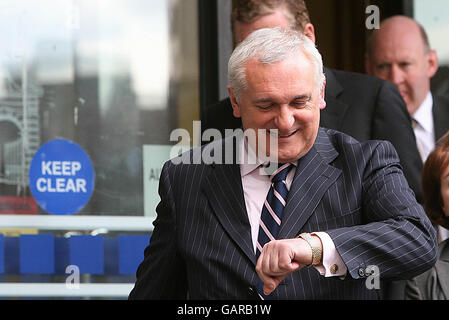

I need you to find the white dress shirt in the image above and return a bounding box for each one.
[413,92,435,163]
[238,137,346,277]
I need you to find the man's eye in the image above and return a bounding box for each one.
[292,101,307,107]
[376,64,389,71]
[256,104,273,110]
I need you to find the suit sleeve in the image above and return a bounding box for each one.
[128,161,187,299]
[326,141,437,281]
[371,81,424,204]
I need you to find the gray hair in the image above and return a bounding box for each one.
[228,27,325,102]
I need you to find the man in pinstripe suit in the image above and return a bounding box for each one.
[129,28,437,300]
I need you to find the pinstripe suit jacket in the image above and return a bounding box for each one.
[129,128,437,300]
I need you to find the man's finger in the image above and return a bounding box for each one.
[263,275,284,295]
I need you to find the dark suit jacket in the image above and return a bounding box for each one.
[129,128,437,300]
[433,94,449,141]
[202,68,424,204]
[376,94,449,300]
[405,238,449,300]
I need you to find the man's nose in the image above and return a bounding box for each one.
[275,106,295,131]
[389,64,404,86]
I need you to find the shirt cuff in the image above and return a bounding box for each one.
[312,231,347,277]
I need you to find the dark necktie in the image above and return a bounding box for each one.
[411,118,425,162]
[256,162,293,299]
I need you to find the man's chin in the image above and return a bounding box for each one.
[277,142,314,163]
[277,150,301,163]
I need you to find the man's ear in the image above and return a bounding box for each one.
[228,86,241,118]
[427,49,439,78]
[319,80,326,110]
[303,23,316,44]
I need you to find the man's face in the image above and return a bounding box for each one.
[234,10,291,45]
[366,20,438,115]
[229,53,326,163]
[233,9,316,46]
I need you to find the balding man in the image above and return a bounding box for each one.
[366,15,449,164]
[366,15,449,299]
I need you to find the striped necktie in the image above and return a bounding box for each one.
[256,162,293,299]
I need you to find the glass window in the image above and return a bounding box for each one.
[414,0,449,97]
[0,0,199,298]
[0,0,199,216]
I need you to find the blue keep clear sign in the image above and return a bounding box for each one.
[29,139,95,215]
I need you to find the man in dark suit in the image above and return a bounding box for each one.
[129,27,437,300]
[203,0,424,205]
[366,15,449,299]
[366,15,449,163]
[366,15,449,236]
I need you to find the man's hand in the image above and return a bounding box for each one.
[255,238,313,295]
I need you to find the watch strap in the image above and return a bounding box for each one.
[298,232,323,266]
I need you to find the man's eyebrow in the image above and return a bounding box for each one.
[292,95,311,100]
[253,95,311,104]
[253,98,274,104]
[253,94,312,104]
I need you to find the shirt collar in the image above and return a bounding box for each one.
[239,137,260,177]
[413,92,434,133]
[239,135,298,177]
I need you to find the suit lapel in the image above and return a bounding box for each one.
[201,137,256,265]
[432,95,449,140]
[279,129,342,239]
[321,68,349,131]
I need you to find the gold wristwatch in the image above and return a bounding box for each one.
[298,233,323,266]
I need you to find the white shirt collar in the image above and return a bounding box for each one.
[239,135,262,177]
[238,133,298,177]
[413,92,434,133]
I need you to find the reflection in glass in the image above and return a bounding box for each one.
[414,0,449,98]
[0,0,199,216]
